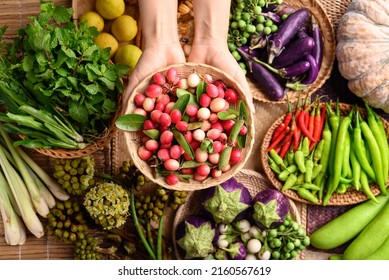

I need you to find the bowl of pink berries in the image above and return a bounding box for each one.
[116,62,255,191]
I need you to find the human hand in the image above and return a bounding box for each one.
[122,44,186,114]
[187,43,255,112]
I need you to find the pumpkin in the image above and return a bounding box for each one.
[336,0,389,113]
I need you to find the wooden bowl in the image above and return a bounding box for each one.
[122,62,255,191]
[261,103,389,205]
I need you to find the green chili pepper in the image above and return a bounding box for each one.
[360,169,379,203]
[341,128,352,179]
[296,173,305,185]
[282,173,298,191]
[297,188,319,204]
[313,139,324,163]
[268,156,281,174]
[339,177,353,184]
[350,142,361,191]
[314,120,332,196]
[312,164,323,180]
[336,183,348,194]
[359,113,386,195]
[304,153,314,183]
[295,141,306,173]
[286,149,295,166]
[278,165,297,181]
[302,136,310,157]
[353,109,376,182]
[332,110,353,193]
[373,109,389,182]
[300,183,321,191]
[269,149,285,169]
[327,100,340,178]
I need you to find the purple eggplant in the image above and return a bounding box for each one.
[271,36,315,69]
[275,2,298,17]
[297,26,309,39]
[261,12,281,24]
[252,188,289,229]
[238,47,286,101]
[311,16,323,69]
[253,57,311,79]
[302,54,318,84]
[268,8,310,63]
[224,240,247,260]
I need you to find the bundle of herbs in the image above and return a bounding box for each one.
[0,1,129,149]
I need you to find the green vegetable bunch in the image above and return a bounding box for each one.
[2,1,129,137]
[83,182,130,230]
[52,156,95,196]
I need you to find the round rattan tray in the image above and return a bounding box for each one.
[177,0,336,104]
[172,169,304,260]
[123,62,255,191]
[261,102,389,205]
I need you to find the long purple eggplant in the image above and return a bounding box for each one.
[271,36,315,69]
[238,47,286,101]
[252,57,310,79]
[302,54,318,84]
[267,8,310,64]
[311,16,323,69]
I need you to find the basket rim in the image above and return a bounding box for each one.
[122,62,255,191]
[261,102,386,206]
[172,169,304,260]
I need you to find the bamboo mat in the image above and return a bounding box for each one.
[0,0,380,261]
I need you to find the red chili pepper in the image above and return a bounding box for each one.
[293,125,301,152]
[308,106,316,137]
[271,99,293,142]
[297,108,316,143]
[266,125,291,153]
[279,135,293,159]
[271,123,286,143]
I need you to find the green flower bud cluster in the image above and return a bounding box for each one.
[83,182,130,230]
[46,199,88,243]
[52,156,95,196]
[74,234,104,260]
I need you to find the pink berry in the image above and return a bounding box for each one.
[190,140,200,151]
[214,80,225,89]
[213,141,223,153]
[134,93,146,107]
[183,131,192,143]
[210,98,226,113]
[169,145,183,159]
[194,173,208,182]
[138,146,152,160]
[164,159,180,171]
[195,148,208,163]
[211,122,223,132]
[209,113,219,124]
[206,84,219,98]
[229,149,241,165]
[193,129,206,141]
[199,94,211,107]
[207,128,221,140]
[157,94,170,106]
[201,121,212,132]
[197,107,211,121]
[153,72,166,85]
[170,109,182,123]
[222,120,235,133]
[145,84,163,98]
[160,130,174,144]
[177,78,188,89]
[186,104,198,116]
[154,102,165,112]
[164,102,175,114]
[143,120,156,130]
[217,88,225,98]
[208,152,220,164]
[143,97,155,112]
[166,67,178,84]
[159,113,172,127]
[134,108,147,116]
[145,139,159,151]
[176,121,189,132]
[157,148,171,161]
[203,74,213,84]
[165,174,179,185]
[181,168,194,175]
[239,125,248,135]
[150,110,163,123]
[211,169,222,178]
[195,164,210,177]
[225,88,239,103]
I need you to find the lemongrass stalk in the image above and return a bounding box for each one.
[0,127,49,217]
[0,145,44,238]
[14,146,70,201]
[27,166,56,209]
[0,169,26,245]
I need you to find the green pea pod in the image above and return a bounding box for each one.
[332,110,353,193]
[360,116,386,195]
[282,173,298,191]
[297,188,319,204]
[218,146,232,170]
[229,119,245,144]
[294,150,306,173]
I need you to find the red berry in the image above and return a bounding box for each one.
[169,145,183,159]
[170,109,182,123]
[145,139,159,151]
[134,93,146,107]
[160,130,174,144]
[145,84,163,98]
[186,104,198,116]
[164,159,180,171]
[225,88,238,103]
[229,149,241,165]
[153,72,166,85]
[150,110,163,123]
[166,67,178,84]
[206,84,219,98]
[199,94,211,107]
[195,164,211,177]
[157,148,171,161]
[159,113,172,127]
[165,174,179,185]
[143,120,156,130]
[176,121,189,132]
[138,146,152,160]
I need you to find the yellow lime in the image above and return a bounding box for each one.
[79,11,105,32]
[95,0,125,20]
[94,32,119,57]
[114,44,142,74]
[111,15,138,42]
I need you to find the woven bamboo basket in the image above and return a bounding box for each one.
[177,0,336,104]
[172,169,305,260]
[123,62,255,191]
[261,103,389,206]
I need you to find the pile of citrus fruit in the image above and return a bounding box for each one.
[78,0,142,74]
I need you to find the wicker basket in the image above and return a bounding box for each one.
[261,103,389,205]
[123,62,255,191]
[172,169,304,260]
[177,0,336,105]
